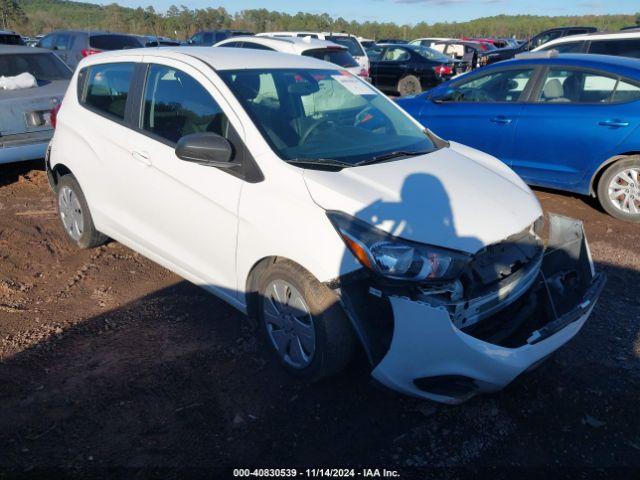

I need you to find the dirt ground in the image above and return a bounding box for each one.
[1,160,639,477]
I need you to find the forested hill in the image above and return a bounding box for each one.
[12,0,640,40]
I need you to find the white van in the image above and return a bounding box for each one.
[46,47,604,404]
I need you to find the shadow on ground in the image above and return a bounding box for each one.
[0,258,638,476]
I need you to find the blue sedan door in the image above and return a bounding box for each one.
[418,67,537,165]
[510,67,637,192]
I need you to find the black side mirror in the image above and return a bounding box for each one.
[175,132,236,168]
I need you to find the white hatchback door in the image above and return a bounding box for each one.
[115,56,246,303]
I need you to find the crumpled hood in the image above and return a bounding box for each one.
[303,145,542,254]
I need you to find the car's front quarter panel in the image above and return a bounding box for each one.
[236,157,357,295]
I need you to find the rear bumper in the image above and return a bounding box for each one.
[340,214,605,404]
[0,130,52,165]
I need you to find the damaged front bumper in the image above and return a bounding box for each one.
[338,214,605,404]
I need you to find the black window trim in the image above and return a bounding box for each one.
[528,65,640,105]
[130,61,263,183]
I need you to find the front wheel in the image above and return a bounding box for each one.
[257,261,354,381]
[397,75,422,97]
[596,157,640,222]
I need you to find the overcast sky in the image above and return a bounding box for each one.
[98,0,639,24]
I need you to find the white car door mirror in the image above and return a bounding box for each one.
[175,132,235,168]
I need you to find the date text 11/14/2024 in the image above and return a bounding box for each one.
[233,468,401,478]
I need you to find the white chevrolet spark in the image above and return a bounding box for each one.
[47,47,605,404]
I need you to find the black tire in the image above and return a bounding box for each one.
[257,260,354,381]
[56,174,109,248]
[397,75,422,97]
[596,156,640,223]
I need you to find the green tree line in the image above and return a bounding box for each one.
[3,0,640,41]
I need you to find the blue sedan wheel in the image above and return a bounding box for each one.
[597,157,640,222]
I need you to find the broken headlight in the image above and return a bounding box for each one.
[327,211,470,282]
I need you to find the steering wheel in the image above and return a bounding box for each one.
[467,89,493,102]
[300,119,334,144]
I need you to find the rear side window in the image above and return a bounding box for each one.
[543,41,585,53]
[219,41,243,48]
[89,34,142,51]
[612,79,640,103]
[54,33,73,51]
[382,47,410,62]
[141,64,228,144]
[81,62,135,120]
[537,68,618,103]
[242,42,274,51]
[326,36,365,57]
[38,35,55,49]
[302,49,358,68]
[0,34,23,45]
[531,31,563,49]
[0,53,71,81]
[589,39,640,59]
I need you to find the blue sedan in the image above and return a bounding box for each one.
[396,53,640,222]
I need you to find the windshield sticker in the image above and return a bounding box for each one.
[331,74,376,96]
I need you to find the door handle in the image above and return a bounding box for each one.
[599,120,629,128]
[490,116,512,124]
[131,150,152,166]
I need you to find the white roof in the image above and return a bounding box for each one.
[532,30,640,51]
[410,37,455,43]
[258,31,357,38]
[78,46,340,71]
[214,35,346,55]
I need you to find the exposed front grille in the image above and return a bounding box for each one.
[461,223,543,299]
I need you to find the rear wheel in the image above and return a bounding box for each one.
[597,157,640,223]
[56,175,109,248]
[257,261,354,381]
[397,75,422,97]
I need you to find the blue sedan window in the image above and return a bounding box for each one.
[451,69,534,102]
[612,79,640,103]
[537,68,622,103]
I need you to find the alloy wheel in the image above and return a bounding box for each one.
[608,168,640,215]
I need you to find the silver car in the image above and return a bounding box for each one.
[0,45,71,165]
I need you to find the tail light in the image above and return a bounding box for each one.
[81,48,102,57]
[434,65,453,76]
[50,103,62,129]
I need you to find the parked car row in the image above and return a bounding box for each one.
[42,46,605,404]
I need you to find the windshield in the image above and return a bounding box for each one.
[407,45,451,62]
[325,36,365,57]
[219,68,436,166]
[302,48,358,68]
[0,53,71,81]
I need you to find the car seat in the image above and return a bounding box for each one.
[541,79,569,102]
